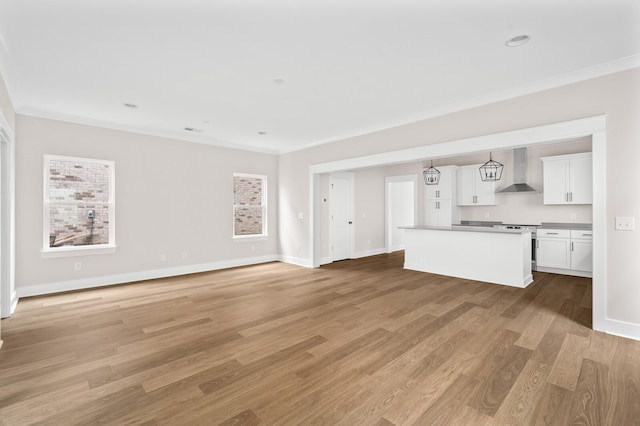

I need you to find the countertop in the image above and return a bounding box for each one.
[540,222,592,230]
[400,225,532,235]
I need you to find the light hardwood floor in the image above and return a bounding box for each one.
[0,252,639,425]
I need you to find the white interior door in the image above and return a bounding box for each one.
[386,175,418,253]
[330,174,353,261]
[389,181,415,251]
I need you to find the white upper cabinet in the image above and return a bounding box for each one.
[456,165,496,206]
[424,166,455,200]
[541,152,592,205]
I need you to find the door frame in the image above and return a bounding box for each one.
[329,171,354,262]
[385,175,418,253]
[310,115,611,336]
[0,112,16,320]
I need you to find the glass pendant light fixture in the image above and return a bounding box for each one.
[479,152,504,181]
[423,160,441,185]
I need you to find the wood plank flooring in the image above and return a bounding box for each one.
[1,251,639,425]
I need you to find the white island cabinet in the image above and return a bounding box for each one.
[402,226,532,288]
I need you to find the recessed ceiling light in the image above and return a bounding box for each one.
[258,131,267,135]
[184,127,204,133]
[273,78,285,84]
[123,103,138,108]
[505,35,530,47]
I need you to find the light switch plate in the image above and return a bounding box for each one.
[615,216,635,230]
[298,212,304,219]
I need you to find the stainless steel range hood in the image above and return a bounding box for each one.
[498,148,538,193]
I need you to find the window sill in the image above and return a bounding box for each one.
[42,244,117,258]
[233,235,268,243]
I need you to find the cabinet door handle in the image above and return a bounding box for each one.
[437,190,440,198]
[546,232,559,235]
[565,192,568,202]
[536,240,539,248]
[571,241,574,251]
[570,192,573,202]
[583,233,592,236]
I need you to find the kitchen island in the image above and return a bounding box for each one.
[401,225,533,288]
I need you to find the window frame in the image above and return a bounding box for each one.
[42,154,116,257]
[232,172,268,241]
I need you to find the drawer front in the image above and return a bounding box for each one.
[571,230,593,240]
[537,229,570,238]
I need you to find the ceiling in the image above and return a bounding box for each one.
[0,0,638,154]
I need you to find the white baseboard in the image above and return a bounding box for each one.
[536,266,592,278]
[319,256,332,265]
[278,255,313,268]
[389,244,405,253]
[16,254,280,298]
[600,317,640,342]
[352,248,386,259]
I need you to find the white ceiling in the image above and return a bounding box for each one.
[0,0,638,154]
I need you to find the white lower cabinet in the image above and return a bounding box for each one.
[536,228,592,277]
[570,230,593,272]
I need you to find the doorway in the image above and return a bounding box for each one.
[329,172,354,261]
[385,175,418,253]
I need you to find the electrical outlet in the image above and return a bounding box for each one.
[570,212,577,220]
[74,262,82,271]
[160,253,167,262]
[181,251,188,259]
[298,212,304,219]
[251,244,256,251]
[484,212,490,219]
[615,217,635,230]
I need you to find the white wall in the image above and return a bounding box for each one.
[279,68,640,332]
[15,115,279,294]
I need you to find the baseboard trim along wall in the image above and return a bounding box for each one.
[17,254,280,298]
[352,248,386,259]
[603,318,640,342]
[278,255,313,268]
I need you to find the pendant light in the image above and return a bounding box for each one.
[423,160,441,185]
[479,152,504,182]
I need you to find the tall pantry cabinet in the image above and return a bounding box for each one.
[424,166,460,227]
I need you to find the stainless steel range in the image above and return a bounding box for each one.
[493,224,539,271]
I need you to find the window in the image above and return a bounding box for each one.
[233,173,267,239]
[43,155,115,255]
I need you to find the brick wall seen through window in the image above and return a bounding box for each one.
[45,155,115,249]
[233,174,266,237]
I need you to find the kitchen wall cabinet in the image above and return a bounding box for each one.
[536,228,592,277]
[541,152,592,205]
[424,166,460,226]
[457,165,496,206]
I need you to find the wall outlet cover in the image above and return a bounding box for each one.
[615,216,635,230]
